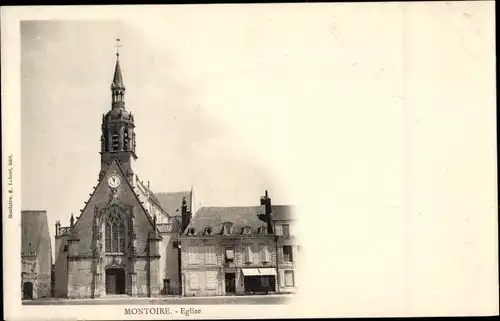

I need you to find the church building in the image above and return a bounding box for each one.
[53,49,192,299]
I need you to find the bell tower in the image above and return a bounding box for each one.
[99,39,137,182]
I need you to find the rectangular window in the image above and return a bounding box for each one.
[205,246,216,265]
[284,270,295,287]
[205,271,218,290]
[252,246,260,264]
[172,241,179,249]
[282,224,290,236]
[275,224,283,236]
[225,248,234,263]
[283,246,293,262]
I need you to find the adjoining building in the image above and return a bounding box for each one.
[21,210,53,300]
[271,204,299,293]
[179,191,295,297]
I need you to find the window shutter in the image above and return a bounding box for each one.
[205,271,218,290]
[245,246,252,263]
[188,246,196,265]
[205,246,216,265]
[279,270,285,286]
[285,270,294,287]
[278,246,284,262]
[197,247,204,265]
[189,272,199,290]
[264,246,270,262]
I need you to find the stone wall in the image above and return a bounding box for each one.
[53,236,69,297]
[67,259,93,299]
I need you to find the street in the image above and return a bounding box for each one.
[22,294,292,305]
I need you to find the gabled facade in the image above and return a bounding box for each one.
[53,50,192,299]
[21,210,52,300]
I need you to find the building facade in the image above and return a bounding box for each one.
[179,192,295,297]
[271,205,299,293]
[21,210,53,300]
[52,51,192,299]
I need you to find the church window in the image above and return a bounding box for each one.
[105,220,126,253]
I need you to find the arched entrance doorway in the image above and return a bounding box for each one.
[105,268,126,295]
[23,282,33,299]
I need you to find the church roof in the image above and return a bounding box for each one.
[156,191,192,217]
[21,210,50,255]
[111,58,124,88]
[183,206,268,236]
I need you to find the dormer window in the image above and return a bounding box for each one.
[205,227,213,236]
[242,227,251,235]
[187,228,196,236]
[258,227,266,234]
[222,223,232,235]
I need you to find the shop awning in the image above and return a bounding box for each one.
[258,268,277,276]
[242,268,277,276]
[242,268,260,276]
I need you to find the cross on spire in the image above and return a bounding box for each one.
[115,38,121,58]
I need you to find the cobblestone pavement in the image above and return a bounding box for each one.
[22,294,292,305]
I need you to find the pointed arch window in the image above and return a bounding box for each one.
[104,212,126,253]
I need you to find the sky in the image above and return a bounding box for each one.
[16,3,496,314]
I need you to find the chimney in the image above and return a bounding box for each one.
[181,196,192,234]
[260,190,273,233]
[70,213,75,228]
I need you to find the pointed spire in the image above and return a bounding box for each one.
[111,38,124,89]
[70,213,75,228]
[111,58,124,89]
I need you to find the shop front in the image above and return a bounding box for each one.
[242,268,276,295]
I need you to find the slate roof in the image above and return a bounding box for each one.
[183,206,268,236]
[272,205,295,221]
[21,210,50,255]
[112,58,124,88]
[156,191,192,217]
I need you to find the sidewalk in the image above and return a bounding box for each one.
[23,293,293,303]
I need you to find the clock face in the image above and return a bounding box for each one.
[107,174,121,188]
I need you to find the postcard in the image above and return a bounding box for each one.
[2,2,498,320]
